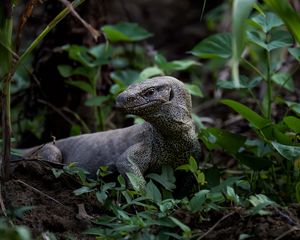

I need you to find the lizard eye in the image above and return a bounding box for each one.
[144,88,155,97]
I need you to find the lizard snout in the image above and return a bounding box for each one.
[115,92,135,109]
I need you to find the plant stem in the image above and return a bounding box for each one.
[266,49,272,119]
[0,1,13,181]
[16,0,85,67]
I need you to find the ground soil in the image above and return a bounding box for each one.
[1,161,300,240]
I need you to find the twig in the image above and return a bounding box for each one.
[197,211,235,240]
[0,183,14,226]
[0,183,8,217]
[38,99,76,126]
[59,0,101,41]
[274,226,300,240]
[14,179,66,208]
[274,206,299,226]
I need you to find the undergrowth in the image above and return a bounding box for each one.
[1,0,300,239]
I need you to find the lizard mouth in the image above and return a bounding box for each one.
[123,100,162,112]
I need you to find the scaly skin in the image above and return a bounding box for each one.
[19,76,201,191]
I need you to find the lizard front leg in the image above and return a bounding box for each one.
[116,142,152,192]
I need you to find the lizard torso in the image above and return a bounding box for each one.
[20,76,201,190]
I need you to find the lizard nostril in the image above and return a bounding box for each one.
[127,96,135,102]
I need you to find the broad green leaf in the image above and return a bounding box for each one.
[247,30,293,52]
[126,172,144,193]
[96,190,108,204]
[190,33,232,59]
[249,12,283,33]
[168,216,191,234]
[271,142,300,161]
[285,101,300,115]
[211,176,242,192]
[145,180,162,202]
[189,156,198,172]
[248,194,275,215]
[110,70,140,86]
[73,186,93,195]
[189,189,210,212]
[158,59,200,71]
[139,66,164,81]
[221,99,270,129]
[66,80,94,94]
[264,0,300,44]
[101,22,153,42]
[237,153,272,170]
[88,43,112,60]
[147,166,176,191]
[271,72,294,92]
[57,65,73,77]
[207,128,247,154]
[85,96,110,107]
[283,116,300,134]
[232,0,256,57]
[267,30,293,51]
[217,76,262,89]
[184,83,203,97]
[226,186,240,204]
[247,31,267,49]
[232,0,256,88]
[62,45,97,68]
[289,47,300,62]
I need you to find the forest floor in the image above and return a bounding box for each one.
[1,161,300,240]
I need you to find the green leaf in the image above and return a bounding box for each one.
[158,59,200,72]
[85,96,110,107]
[184,83,203,97]
[139,66,164,81]
[283,116,300,133]
[145,180,162,202]
[249,12,284,33]
[248,194,275,215]
[189,156,198,172]
[62,45,98,68]
[267,30,293,51]
[237,153,272,170]
[73,186,93,195]
[126,172,144,193]
[168,216,191,234]
[102,22,153,42]
[146,165,176,191]
[207,128,247,154]
[247,30,293,52]
[226,186,240,204]
[232,0,256,57]
[271,142,300,161]
[110,70,140,86]
[288,47,300,62]
[190,33,232,59]
[189,190,210,212]
[221,99,270,129]
[271,72,294,92]
[285,101,300,115]
[264,0,300,44]
[57,65,73,77]
[66,80,94,94]
[217,76,262,89]
[232,0,256,88]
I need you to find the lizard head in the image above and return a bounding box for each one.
[116,76,192,117]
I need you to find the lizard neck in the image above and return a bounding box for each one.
[142,101,196,141]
